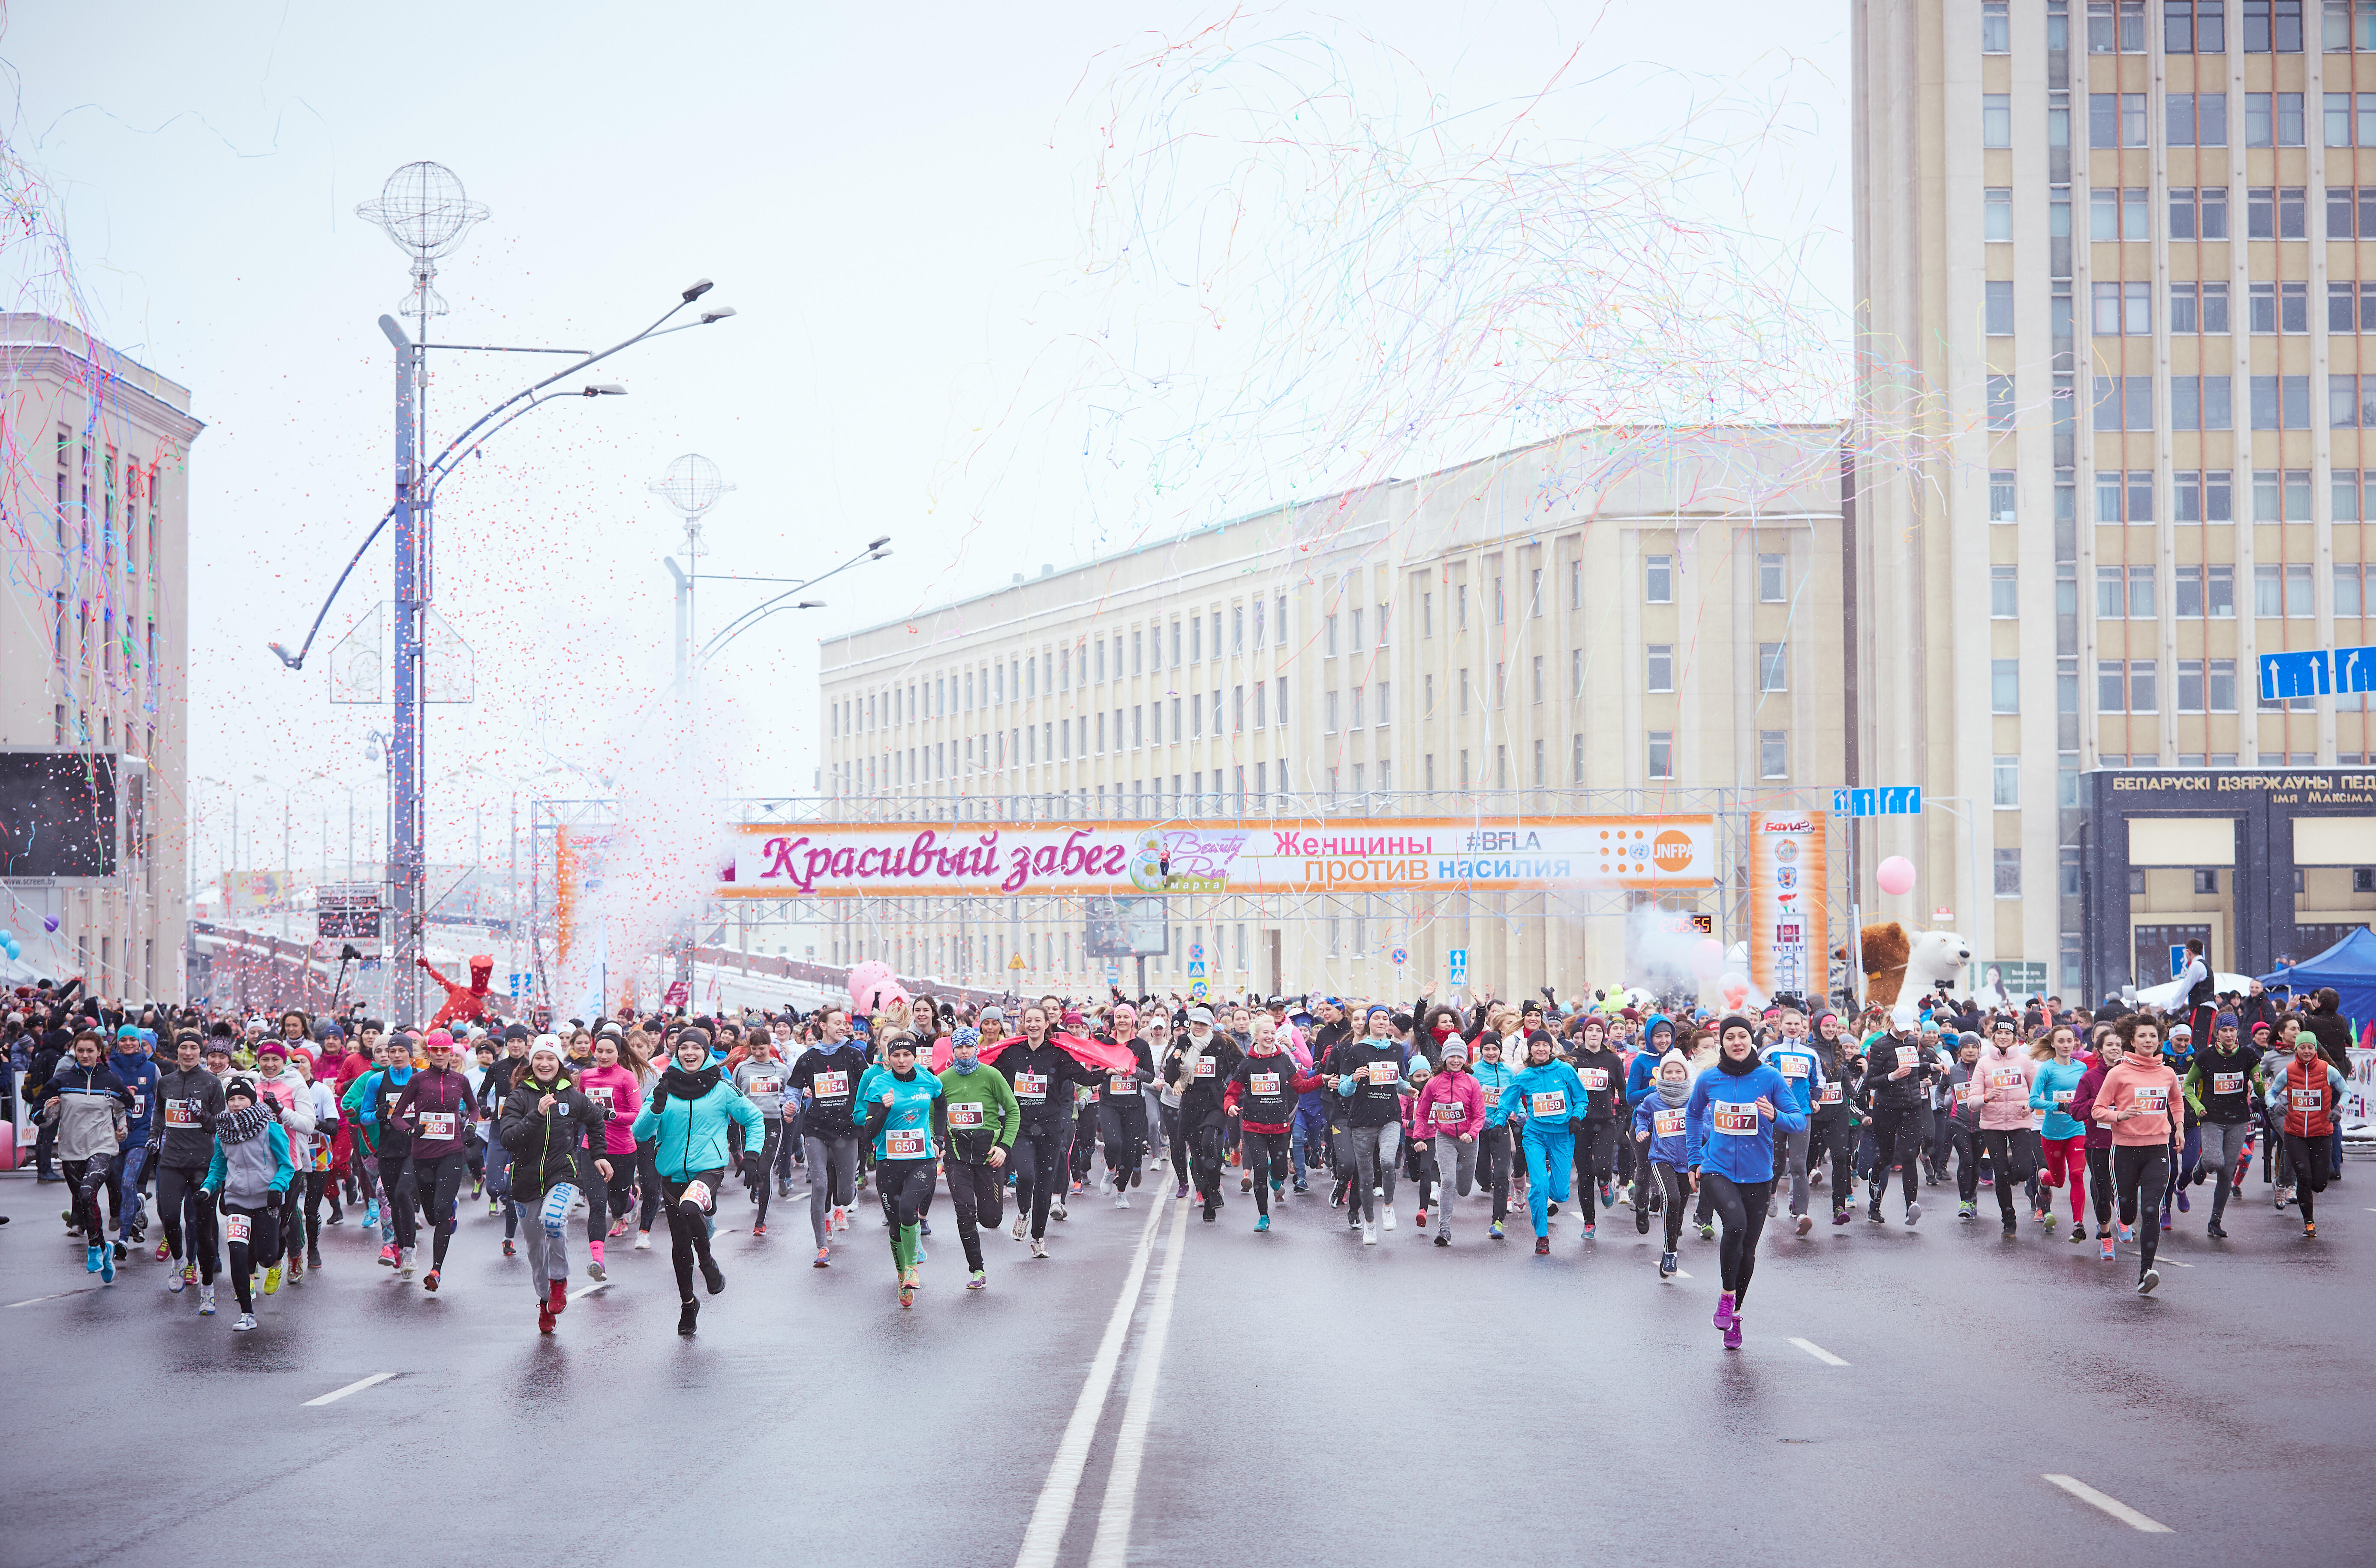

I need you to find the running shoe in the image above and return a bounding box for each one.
[100,1246,115,1284]
[472,1178,484,1199]
[234,1312,257,1332]
[1600,1181,1615,1208]
[1546,1201,1560,1217]
[2206,1222,2228,1239]
[84,1243,102,1275]
[1292,1179,1308,1194]
[2039,1210,2057,1231]
[1012,1216,1029,1240]
[587,1247,607,1282]
[307,1246,322,1270]
[502,1238,516,1257]
[608,1219,630,1238]
[899,1277,915,1310]
[2136,1267,2159,1295]
[1714,1291,1735,1331]
[634,1231,652,1250]
[1030,1237,1049,1259]
[1866,1203,1884,1225]
[1659,1250,1677,1278]
[1201,1201,1217,1223]
[1382,1204,1396,1231]
[1531,1235,1548,1255]
[538,1306,556,1334]
[549,1278,570,1314]
[1723,1316,1743,1351]
[262,1265,281,1294]
[751,1224,767,1239]
[1414,1207,1428,1227]
[2098,1236,2116,1261]
[2175,1188,2191,1213]
[1433,1228,1448,1247]
[914,1241,927,1263]
[2070,1222,2087,1242]
[1697,1222,1715,1240]
[397,1249,415,1279]
[699,1255,725,1294]
[2305,1220,2318,1239]
[1581,1222,1597,1242]
[1795,1213,1813,1237]
[1175,1181,1188,1199]
[1907,1203,1921,1225]
[2116,1220,2133,1243]
[1115,1192,1130,1208]
[677,1297,699,1334]
[379,1243,399,1268]
[1255,1214,1271,1233]
[1958,1201,1976,1220]
[814,1247,831,1268]
[364,1201,379,1229]
[1637,1208,1652,1235]
[1832,1208,1851,1226]
[1365,1222,1380,1247]
[423,1268,441,1293]
[1489,1220,1505,1240]
[153,1241,171,1263]
[967,1270,986,1290]
[287,1260,304,1287]
[198,1286,215,1316]
[168,1268,186,1295]
[2002,1222,2018,1239]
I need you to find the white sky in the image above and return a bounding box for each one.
[3,0,1850,885]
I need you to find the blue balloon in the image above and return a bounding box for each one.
[0,929,12,944]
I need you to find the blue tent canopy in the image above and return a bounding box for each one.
[2260,925,2376,1024]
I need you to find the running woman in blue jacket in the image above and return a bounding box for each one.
[1496,1033,1588,1255]
[1685,1016,1806,1351]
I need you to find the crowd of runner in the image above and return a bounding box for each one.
[3,968,2355,1348]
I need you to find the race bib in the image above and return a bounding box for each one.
[1016,1072,1048,1102]
[225,1213,252,1243]
[2053,1090,2074,1108]
[1896,1045,1919,1069]
[586,1085,613,1108]
[1579,1068,1609,1092]
[948,1102,984,1129]
[1432,1102,1466,1124]
[1368,1061,1398,1085]
[1653,1108,1687,1139]
[129,1093,146,1118]
[2291,1088,2324,1111]
[2133,1085,2168,1115]
[1958,1085,1980,1104]
[1250,1072,1281,1098]
[746,1074,782,1096]
[1988,1069,2022,1091]
[1111,1074,1133,1093]
[2213,1071,2244,1096]
[1778,1055,1808,1078]
[415,1111,457,1140]
[1713,1100,1759,1136]
[885,1126,929,1159]
[164,1099,197,1127]
[683,1180,713,1213]
[1195,1057,1217,1079]
[1818,1083,1844,1105]
[1528,1090,1568,1118]
[813,1070,850,1101]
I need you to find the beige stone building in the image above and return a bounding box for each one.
[0,314,199,1002]
[818,424,1847,999]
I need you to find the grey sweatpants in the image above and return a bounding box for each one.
[804,1135,861,1248]
[1780,1125,1813,1217]
[1431,1134,1480,1200]
[1333,1123,1401,1221]
[2199,1120,2252,1222]
[518,1182,578,1296]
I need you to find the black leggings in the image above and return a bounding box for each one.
[598,1149,636,1234]
[1479,1126,1511,1222]
[2113,1143,2170,1276]
[2085,1144,2116,1227]
[1100,1097,1149,1185]
[156,1164,216,1282]
[382,1152,420,1249]
[224,1202,281,1313]
[637,1142,663,1232]
[2283,1132,2329,1222]
[662,1167,724,1301]
[64,1157,111,1240]
[1807,1114,1855,1209]
[745,1120,782,1227]
[1574,1121,1616,1223]
[418,1151,472,1269]
[1976,1128,2039,1222]
[945,1159,1005,1270]
[1700,1172,1771,1303]
[1656,1162,1689,1251]
[1242,1130,1289,1216]
[1868,1107,1922,1210]
[1011,1122,1067,1239]
[300,1170,331,1255]
[875,1156,938,1251]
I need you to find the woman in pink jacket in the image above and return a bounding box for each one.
[1411,1038,1487,1244]
[1970,1020,2041,1239]
[2093,1014,2183,1296]
[576,1034,645,1280]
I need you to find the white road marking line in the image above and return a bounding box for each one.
[4,1286,103,1309]
[303,1372,397,1407]
[568,1281,611,1301]
[2162,1259,2193,1267]
[1012,1195,1168,1568]
[2043,1474,2174,1532]
[1672,1270,1692,1279]
[1086,1192,1191,1568]
[1790,1337,1850,1366]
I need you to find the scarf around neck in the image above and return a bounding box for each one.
[219,1102,271,1144]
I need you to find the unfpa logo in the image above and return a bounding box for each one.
[1651,831,1695,873]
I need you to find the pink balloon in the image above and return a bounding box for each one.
[1876,855,1917,896]
[846,960,906,1017]
[1690,937,1724,980]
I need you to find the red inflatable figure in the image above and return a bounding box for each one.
[419,953,496,1030]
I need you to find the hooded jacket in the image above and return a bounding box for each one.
[1499,1057,1588,1138]
[107,1048,161,1143]
[1000,1038,1090,1130]
[1858,1031,1940,1112]
[1762,1032,1826,1116]
[252,1064,319,1164]
[1630,1065,1695,1166]
[1321,1034,1408,1129]
[2093,1056,2183,1147]
[789,1041,870,1139]
[630,1064,764,1181]
[1625,1016,1679,1108]
[1567,1042,1628,1121]
[1409,1063,1487,1141]
[499,1069,608,1195]
[203,1107,292,1210]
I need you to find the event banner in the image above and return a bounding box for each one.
[718,816,1719,899]
[1747,808,1827,999]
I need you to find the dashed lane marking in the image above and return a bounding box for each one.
[4,1286,103,1308]
[2043,1474,2174,1532]
[1789,1337,1850,1366]
[303,1372,397,1407]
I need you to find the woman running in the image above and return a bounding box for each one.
[2183,1014,2259,1240]
[2093,1015,2181,1294]
[1631,1047,1696,1278]
[938,1026,1020,1287]
[2029,1024,2091,1242]
[389,1030,480,1293]
[1223,1014,1321,1233]
[200,1079,293,1332]
[498,1037,609,1334]
[1497,1031,1587,1256]
[856,1031,944,1306]
[1411,1036,1485,1245]
[1684,1015,1803,1348]
[1471,1032,1519,1240]
[578,1031,645,1273]
[630,1026,763,1334]
[2266,1025,2345,1239]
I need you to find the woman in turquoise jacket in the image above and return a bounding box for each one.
[1495,1033,1587,1255]
[2029,1025,2092,1242]
[629,1028,765,1336]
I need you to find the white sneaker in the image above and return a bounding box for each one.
[233,1312,258,1331]
[1012,1216,1028,1240]
[398,1248,416,1278]
[1030,1237,1049,1259]
[1115,1192,1129,1208]
[1363,1221,1378,1246]
[834,1206,850,1233]
[1050,1201,1068,1222]
[1382,1204,1397,1232]
[633,1231,652,1250]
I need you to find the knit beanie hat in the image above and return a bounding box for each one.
[1440,1037,1470,1064]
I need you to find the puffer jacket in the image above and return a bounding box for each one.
[497,1071,608,1198]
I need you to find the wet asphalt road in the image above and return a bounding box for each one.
[1,1159,2370,1568]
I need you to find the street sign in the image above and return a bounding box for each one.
[1190,979,1208,1000]
[1389,946,1408,966]
[1447,948,1468,986]
[1832,787,1921,817]
[1008,954,1025,969]
[508,972,529,998]
[2259,650,2331,700]
[1191,943,1205,960]
[2339,646,2376,694]
[2170,945,2188,981]
[1188,960,1206,978]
